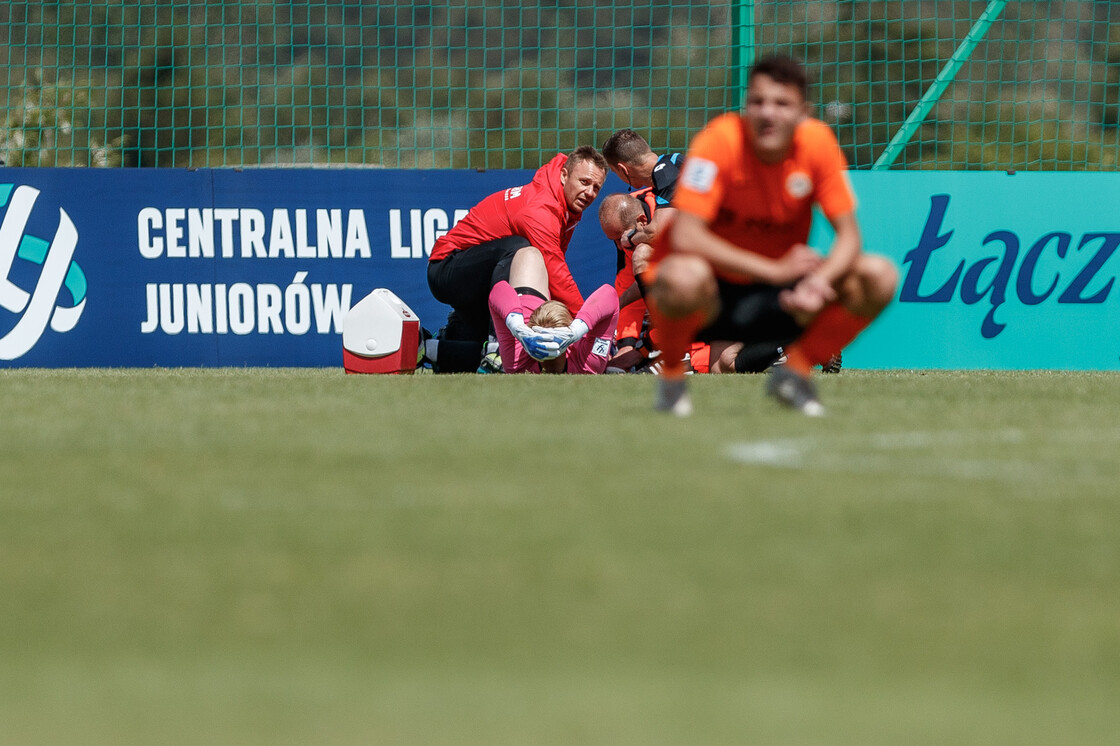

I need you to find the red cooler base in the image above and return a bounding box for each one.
[343,320,419,375]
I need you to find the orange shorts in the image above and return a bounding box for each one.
[687,342,711,373]
[616,300,647,343]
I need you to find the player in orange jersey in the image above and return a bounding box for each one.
[647,55,897,416]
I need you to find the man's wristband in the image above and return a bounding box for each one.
[620,228,637,250]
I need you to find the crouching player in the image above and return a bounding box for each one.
[647,54,898,416]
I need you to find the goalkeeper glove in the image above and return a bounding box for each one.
[505,312,561,360]
[533,319,589,356]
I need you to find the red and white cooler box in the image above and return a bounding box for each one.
[342,288,421,374]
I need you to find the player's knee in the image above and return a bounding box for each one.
[650,255,715,317]
[860,254,899,311]
[709,342,742,374]
[844,254,898,316]
[514,245,544,263]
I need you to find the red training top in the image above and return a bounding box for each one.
[429,153,585,311]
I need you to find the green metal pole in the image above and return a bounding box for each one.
[872,0,1009,170]
[733,0,755,107]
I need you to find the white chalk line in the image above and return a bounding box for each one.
[724,429,1119,484]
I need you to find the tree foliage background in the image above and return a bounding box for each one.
[2,0,1120,171]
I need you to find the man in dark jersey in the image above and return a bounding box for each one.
[601,129,684,206]
[426,145,608,372]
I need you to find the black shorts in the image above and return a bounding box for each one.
[696,279,804,349]
[427,235,531,342]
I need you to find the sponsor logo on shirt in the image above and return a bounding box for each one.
[786,172,813,199]
[592,337,611,357]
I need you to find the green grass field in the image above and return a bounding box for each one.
[2,369,1119,744]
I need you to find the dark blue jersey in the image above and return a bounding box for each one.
[650,152,684,205]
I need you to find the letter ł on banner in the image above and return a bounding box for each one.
[900,194,962,303]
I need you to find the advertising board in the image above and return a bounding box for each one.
[2,167,1116,369]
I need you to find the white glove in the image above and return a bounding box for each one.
[505,312,561,360]
[533,319,589,356]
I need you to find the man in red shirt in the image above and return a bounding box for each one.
[647,55,897,415]
[426,146,608,372]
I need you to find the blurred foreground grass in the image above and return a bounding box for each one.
[1,369,1118,744]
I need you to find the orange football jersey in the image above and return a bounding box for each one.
[670,113,855,275]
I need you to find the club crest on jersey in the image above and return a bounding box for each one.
[786,172,813,199]
[681,158,718,193]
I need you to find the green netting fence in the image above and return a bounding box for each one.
[3,1,1120,171]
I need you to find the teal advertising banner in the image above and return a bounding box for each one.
[837,171,1120,370]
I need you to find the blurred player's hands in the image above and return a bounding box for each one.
[533,319,589,356]
[779,273,836,321]
[770,244,823,285]
[506,312,562,360]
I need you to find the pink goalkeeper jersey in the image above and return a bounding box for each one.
[488,281,619,374]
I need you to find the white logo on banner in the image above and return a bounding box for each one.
[0,185,86,360]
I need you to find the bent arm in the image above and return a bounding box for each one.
[617,278,643,308]
[615,249,644,308]
[814,210,862,287]
[487,280,535,373]
[576,284,621,338]
[567,284,620,374]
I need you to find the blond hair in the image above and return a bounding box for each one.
[528,300,573,329]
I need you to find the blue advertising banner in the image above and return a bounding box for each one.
[0,166,613,367]
[1,166,1117,369]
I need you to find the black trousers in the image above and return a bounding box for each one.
[427,235,531,371]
